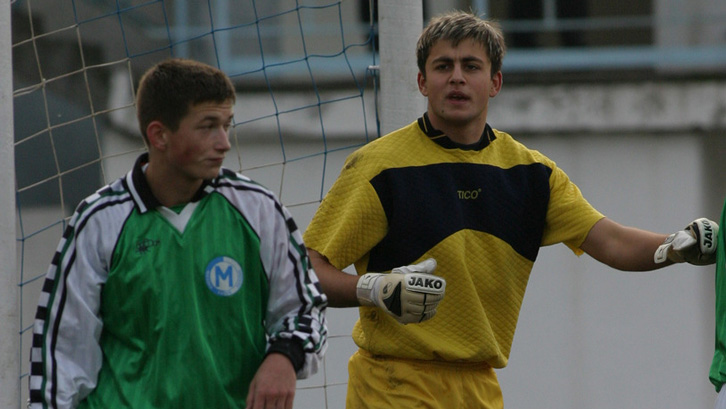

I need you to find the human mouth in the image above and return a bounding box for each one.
[208,157,225,166]
[447,91,469,103]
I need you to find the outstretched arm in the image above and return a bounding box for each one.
[581,217,718,271]
[580,217,671,271]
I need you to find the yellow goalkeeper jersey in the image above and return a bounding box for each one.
[304,114,603,368]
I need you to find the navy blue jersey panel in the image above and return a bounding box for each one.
[367,162,552,271]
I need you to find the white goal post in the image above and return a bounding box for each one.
[1,2,19,409]
[377,0,425,135]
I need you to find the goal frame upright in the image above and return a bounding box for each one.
[378,0,425,136]
[1,1,20,408]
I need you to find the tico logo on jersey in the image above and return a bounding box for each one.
[205,256,243,296]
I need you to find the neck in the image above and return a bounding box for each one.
[427,114,487,145]
[144,162,202,207]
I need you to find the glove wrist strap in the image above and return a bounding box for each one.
[654,234,676,264]
[356,273,380,307]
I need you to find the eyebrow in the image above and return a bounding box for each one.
[430,55,485,64]
[200,113,234,122]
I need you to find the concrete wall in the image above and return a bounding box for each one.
[491,79,726,409]
[495,133,718,409]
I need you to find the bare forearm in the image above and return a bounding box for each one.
[307,249,360,307]
[581,218,671,271]
[607,226,670,271]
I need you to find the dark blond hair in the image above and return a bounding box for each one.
[416,10,506,78]
[136,58,236,141]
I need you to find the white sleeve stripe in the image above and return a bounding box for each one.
[30,182,132,405]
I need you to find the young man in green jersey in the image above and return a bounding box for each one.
[303,10,717,408]
[29,58,327,409]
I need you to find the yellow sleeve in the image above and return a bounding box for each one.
[303,149,389,270]
[542,164,605,254]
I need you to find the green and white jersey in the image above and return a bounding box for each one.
[30,154,327,409]
[710,199,726,391]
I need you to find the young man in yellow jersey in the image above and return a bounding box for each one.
[304,10,717,409]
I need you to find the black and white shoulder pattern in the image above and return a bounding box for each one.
[29,175,136,408]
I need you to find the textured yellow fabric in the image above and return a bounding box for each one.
[304,119,604,368]
[346,349,503,409]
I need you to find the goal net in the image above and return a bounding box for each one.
[4,0,423,408]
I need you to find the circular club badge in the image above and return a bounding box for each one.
[205,256,243,296]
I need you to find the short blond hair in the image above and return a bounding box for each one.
[416,10,506,77]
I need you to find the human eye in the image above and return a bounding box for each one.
[464,60,482,71]
[197,121,215,132]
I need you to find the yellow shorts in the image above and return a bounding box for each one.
[346,349,503,409]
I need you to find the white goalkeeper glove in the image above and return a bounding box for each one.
[654,218,719,265]
[356,258,446,324]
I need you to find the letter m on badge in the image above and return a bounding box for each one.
[215,264,234,287]
[205,256,243,296]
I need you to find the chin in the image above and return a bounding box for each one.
[442,114,477,125]
[201,168,222,180]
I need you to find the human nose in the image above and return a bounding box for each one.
[450,63,465,84]
[216,127,232,151]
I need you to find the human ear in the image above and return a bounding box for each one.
[417,72,428,97]
[146,121,168,151]
[489,71,503,97]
